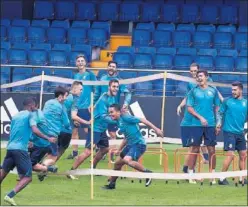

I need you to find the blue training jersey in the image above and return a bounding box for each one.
[74,70,96,109]
[29,110,51,147]
[94,74,132,106]
[217,97,247,135]
[43,99,70,136]
[117,114,145,145]
[186,85,221,127]
[7,110,32,152]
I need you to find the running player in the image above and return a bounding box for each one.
[186,70,221,184]
[67,54,97,159]
[103,104,163,190]
[216,82,247,185]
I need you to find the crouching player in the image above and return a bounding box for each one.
[103,104,163,190]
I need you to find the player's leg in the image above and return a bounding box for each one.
[42,143,58,166]
[200,145,209,164]
[0,151,15,183]
[236,133,247,184]
[57,132,72,161]
[107,124,118,162]
[180,126,191,173]
[67,127,79,159]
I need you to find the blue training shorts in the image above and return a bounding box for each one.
[108,123,118,132]
[2,150,32,177]
[75,109,91,128]
[223,131,247,152]
[29,145,51,166]
[85,131,109,149]
[120,144,147,161]
[189,127,216,147]
[180,126,191,147]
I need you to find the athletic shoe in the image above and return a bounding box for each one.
[48,166,58,173]
[66,174,78,180]
[189,179,197,184]
[66,154,75,160]
[37,172,47,182]
[102,184,116,190]
[145,170,153,187]
[218,179,229,185]
[239,179,247,185]
[4,195,17,206]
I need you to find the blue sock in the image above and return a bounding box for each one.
[203,153,209,161]
[182,165,188,173]
[47,166,54,172]
[7,190,16,198]
[72,151,78,157]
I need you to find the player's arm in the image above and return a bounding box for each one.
[140,118,163,137]
[61,106,71,129]
[177,97,186,116]
[93,76,102,104]
[120,84,132,109]
[116,138,127,155]
[216,99,227,130]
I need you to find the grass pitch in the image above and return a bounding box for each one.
[1,144,247,206]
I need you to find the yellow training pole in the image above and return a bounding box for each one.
[160,72,167,165]
[90,92,94,200]
[39,71,45,109]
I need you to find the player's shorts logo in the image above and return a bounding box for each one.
[229,143,232,149]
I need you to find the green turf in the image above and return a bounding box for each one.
[1,144,247,206]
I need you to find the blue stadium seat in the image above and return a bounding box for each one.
[174,55,193,70]
[132,29,151,47]
[53,44,71,52]
[134,82,153,96]
[92,21,111,37]
[176,81,188,97]
[67,28,87,45]
[117,46,136,56]
[153,79,176,96]
[0,41,10,50]
[119,71,137,79]
[193,31,212,48]
[98,2,119,21]
[225,0,239,6]
[173,31,191,48]
[219,49,238,57]
[28,50,48,65]
[136,23,155,32]
[13,67,32,75]
[32,68,51,76]
[154,54,173,69]
[167,0,184,4]
[134,53,152,69]
[137,47,156,58]
[162,4,180,23]
[72,44,92,62]
[71,21,90,29]
[33,1,54,19]
[0,19,10,27]
[12,43,31,51]
[157,23,175,31]
[234,33,248,50]
[177,24,196,33]
[177,48,196,56]
[240,74,247,84]
[197,49,217,57]
[239,50,247,57]
[0,26,7,41]
[51,20,70,29]
[141,3,161,22]
[218,74,240,83]
[9,49,27,64]
[27,27,46,43]
[113,52,133,68]
[1,67,10,76]
[194,56,214,70]
[87,28,108,48]
[153,31,172,48]
[239,1,248,25]
[213,32,232,49]
[1,49,8,64]
[210,74,219,82]
[76,2,96,20]
[31,20,50,28]
[217,25,236,34]
[181,4,199,23]
[207,0,223,6]
[200,5,219,24]
[12,19,30,27]
[238,26,248,33]
[49,50,67,66]
[1,73,10,92]
[215,56,234,71]
[235,57,247,72]
[217,87,232,98]
[197,24,216,34]
[47,27,66,44]
[8,26,27,43]
[53,69,73,79]
[157,47,176,55]
[12,74,28,92]
[32,43,51,51]
[219,5,238,24]
[186,0,204,5]
[55,1,75,20]
[119,3,140,21]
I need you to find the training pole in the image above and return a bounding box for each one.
[160,72,167,165]
[90,92,94,200]
[39,71,45,109]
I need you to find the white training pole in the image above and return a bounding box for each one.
[39,71,45,109]
[90,92,94,200]
[160,72,167,165]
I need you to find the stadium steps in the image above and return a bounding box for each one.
[109,34,132,50]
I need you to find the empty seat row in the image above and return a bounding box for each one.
[0,26,109,47]
[132,30,247,50]
[32,1,245,24]
[113,52,247,72]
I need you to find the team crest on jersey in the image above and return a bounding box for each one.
[207,91,214,96]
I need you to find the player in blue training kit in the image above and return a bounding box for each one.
[216,82,247,185]
[103,104,163,190]
[0,97,38,206]
[67,54,97,159]
[67,79,120,179]
[186,70,221,184]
